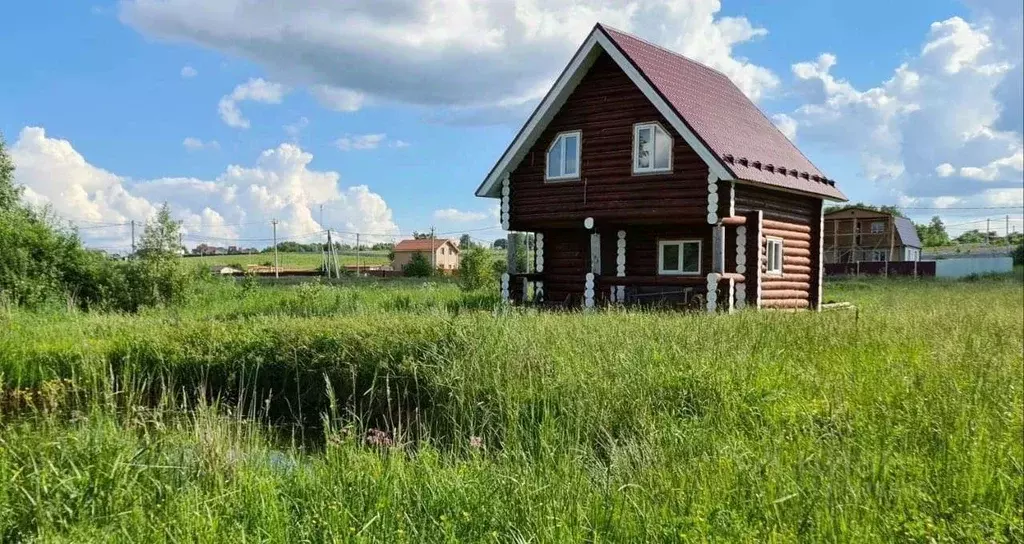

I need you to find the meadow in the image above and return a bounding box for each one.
[184,250,391,270]
[0,276,1021,542]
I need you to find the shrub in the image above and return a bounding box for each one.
[458,246,496,291]
[402,252,433,277]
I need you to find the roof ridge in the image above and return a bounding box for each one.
[596,23,732,81]
[599,22,831,185]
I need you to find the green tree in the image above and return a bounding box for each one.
[458,245,496,291]
[955,229,986,244]
[492,238,507,250]
[459,234,474,249]
[402,252,433,277]
[138,203,181,258]
[915,216,950,247]
[0,134,22,212]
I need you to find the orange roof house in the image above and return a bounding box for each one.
[391,238,460,272]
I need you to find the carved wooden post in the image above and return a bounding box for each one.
[535,232,545,302]
[615,229,626,302]
[584,217,596,309]
[712,225,725,273]
[735,224,747,310]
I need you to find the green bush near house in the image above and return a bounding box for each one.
[402,251,433,277]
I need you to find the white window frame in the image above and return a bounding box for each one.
[765,237,784,275]
[545,130,582,181]
[657,239,701,276]
[871,249,888,262]
[632,122,673,175]
[870,221,885,234]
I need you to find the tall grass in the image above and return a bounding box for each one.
[0,277,1021,541]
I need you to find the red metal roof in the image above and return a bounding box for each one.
[600,25,847,201]
[393,239,457,252]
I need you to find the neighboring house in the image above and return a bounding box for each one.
[823,207,922,263]
[476,24,846,311]
[391,239,460,272]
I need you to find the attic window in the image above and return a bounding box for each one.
[633,122,672,174]
[546,130,581,181]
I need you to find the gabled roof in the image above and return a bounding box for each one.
[824,206,890,217]
[476,24,846,202]
[393,239,458,252]
[893,216,922,248]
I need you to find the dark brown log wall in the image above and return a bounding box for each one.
[508,52,710,230]
[735,185,823,309]
[540,229,588,305]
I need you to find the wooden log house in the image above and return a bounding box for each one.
[475,24,847,311]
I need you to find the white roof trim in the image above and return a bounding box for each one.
[475,26,733,198]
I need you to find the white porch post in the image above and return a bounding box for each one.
[535,233,544,302]
[615,229,626,302]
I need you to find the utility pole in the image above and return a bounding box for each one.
[986,218,991,244]
[356,232,361,276]
[272,219,279,278]
[430,226,436,271]
[1006,215,1010,239]
[130,220,136,256]
[326,229,333,278]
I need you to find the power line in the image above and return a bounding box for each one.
[899,205,1024,210]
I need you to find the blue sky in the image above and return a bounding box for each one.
[2,0,1021,251]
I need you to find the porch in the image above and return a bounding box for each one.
[499,213,761,312]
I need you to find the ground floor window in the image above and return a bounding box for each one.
[658,240,701,275]
[871,249,888,262]
[766,237,783,275]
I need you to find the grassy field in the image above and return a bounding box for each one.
[0,276,1021,541]
[184,250,391,270]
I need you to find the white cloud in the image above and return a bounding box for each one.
[218,78,287,129]
[120,0,777,122]
[935,163,956,177]
[433,208,487,222]
[10,126,400,249]
[283,117,309,140]
[182,136,219,151]
[782,10,1023,206]
[180,65,197,78]
[335,133,387,151]
[390,140,411,149]
[309,85,367,112]
[771,113,797,141]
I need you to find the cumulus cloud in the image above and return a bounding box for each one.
[120,0,777,122]
[433,208,488,222]
[218,78,287,129]
[182,136,219,151]
[180,65,197,78]
[10,126,400,249]
[781,9,1023,210]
